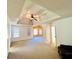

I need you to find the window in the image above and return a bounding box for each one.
[11,26,20,38]
[33,25,43,36]
[33,28,38,35]
[39,29,42,35]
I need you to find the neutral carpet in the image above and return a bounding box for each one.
[8,40,60,59]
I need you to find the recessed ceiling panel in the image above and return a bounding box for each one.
[19,0,61,23]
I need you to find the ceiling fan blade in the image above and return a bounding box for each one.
[31,14,38,21]
[33,17,38,21]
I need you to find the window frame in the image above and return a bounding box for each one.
[11,25,20,38]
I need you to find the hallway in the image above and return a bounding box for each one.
[8,39,60,59]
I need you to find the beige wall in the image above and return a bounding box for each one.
[53,17,72,46]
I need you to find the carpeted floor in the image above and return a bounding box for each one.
[8,40,60,59]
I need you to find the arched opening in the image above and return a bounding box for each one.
[33,25,43,37]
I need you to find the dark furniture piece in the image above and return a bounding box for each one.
[58,44,72,59]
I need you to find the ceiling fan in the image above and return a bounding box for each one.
[30,14,38,21]
[17,10,39,25]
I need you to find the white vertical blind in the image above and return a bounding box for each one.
[11,26,20,38]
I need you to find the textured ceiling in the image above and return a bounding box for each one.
[7,0,25,21]
[7,0,72,23]
[32,0,72,17]
[19,1,61,23]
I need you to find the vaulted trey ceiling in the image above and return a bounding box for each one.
[7,0,25,21]
[7,0,72,23]
[18,0,61,24]
[32,0,72,17]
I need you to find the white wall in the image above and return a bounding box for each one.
[7,17,11,54]
[53,17,72,46]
